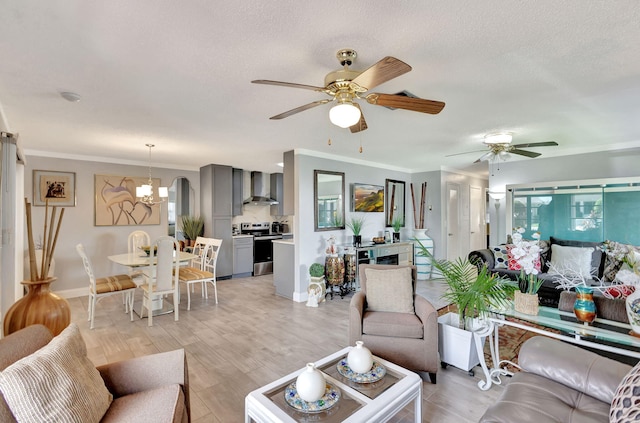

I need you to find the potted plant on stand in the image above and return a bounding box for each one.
[346,215,365,247]
[181,215,204,247]
[306,263,326,307]
[391,216,403,243]
[416,240,515,374]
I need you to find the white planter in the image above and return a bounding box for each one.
[437,312,486,372]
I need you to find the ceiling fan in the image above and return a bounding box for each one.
[448,133,558,163]
[251,49,445,132]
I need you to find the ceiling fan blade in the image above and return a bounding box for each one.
[350,57,411,91]
[511,141,559,148]
[445,149,486,158]
[269,99,332,120]
[252,79,327,93]
[510,148,542,158]
[366,93,445,114]
[349,106,368,133]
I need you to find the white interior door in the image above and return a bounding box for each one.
[446,183,460,261]
[469,186,485,251]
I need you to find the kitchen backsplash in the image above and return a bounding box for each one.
[232,205,290,228]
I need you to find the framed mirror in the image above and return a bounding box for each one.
[314,170,345,231]
[385,179,406,227]
[168,177,195,240]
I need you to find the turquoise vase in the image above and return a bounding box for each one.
[573,286,597,324]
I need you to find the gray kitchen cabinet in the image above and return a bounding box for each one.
[270,172,283,216]
[232,167,243,216]
[233,236,253,277]
[200,164,233,278]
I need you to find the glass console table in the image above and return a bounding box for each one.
[473,305,640,391]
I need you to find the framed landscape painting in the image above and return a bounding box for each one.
[352,183,384,212]
[95,174,162,226]
[33,170,76,207]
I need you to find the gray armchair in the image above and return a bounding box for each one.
[349,264,439,382]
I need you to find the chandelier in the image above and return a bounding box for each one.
[136,144,168,206]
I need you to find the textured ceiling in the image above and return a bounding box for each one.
[1,1,640,175]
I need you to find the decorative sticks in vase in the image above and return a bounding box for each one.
[25,198,65,281]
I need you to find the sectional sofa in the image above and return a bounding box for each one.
[469,236,610,306]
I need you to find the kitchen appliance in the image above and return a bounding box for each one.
[241,222,282,276]
[243,172,279,205]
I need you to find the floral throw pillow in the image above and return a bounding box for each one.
[507,244,541,271]
[489,245,510,269]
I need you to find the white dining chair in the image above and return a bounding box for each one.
[76,243,137,329]
[176,237,222,310]
[140,236,180,326]
[127,230,151,281]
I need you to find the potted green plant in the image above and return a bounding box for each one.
[391,216,403,243]
[307,263,326,307]
[181,215,204,246]
[346,215,365,247]
[416,239,516,372]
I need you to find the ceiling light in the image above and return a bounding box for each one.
[136,144,168,206]
[484,132,512,144]
[60,92,81,102]
[329,102,361,128]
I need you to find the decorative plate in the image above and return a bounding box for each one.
[337,358,386,383]
[284,381,340,413]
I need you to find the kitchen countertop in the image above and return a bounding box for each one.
[232,234,254,238]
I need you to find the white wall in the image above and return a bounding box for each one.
[293,152,412,300]
[24,155,199,296]
[488,148,640,244]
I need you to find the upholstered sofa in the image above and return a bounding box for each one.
[480,336,638,423]
[469,236,608,306]
[0,324,190,422]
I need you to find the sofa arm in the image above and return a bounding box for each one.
[469,249,495,270]
[97,348,190,417]
[349,291,366,345]
[518,336,631,404]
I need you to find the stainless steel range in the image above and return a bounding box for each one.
[240,222,282,276]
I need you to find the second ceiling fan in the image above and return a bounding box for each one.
[252,49,445,132]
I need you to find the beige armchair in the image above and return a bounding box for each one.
[349,264,439,383]
[0,325,190,423]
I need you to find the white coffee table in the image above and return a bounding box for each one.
[245,346,422,422]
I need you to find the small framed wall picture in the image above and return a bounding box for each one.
[33,170,76,207]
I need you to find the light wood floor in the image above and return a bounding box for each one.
[69,275,507,422]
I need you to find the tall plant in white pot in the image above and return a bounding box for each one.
[416,240,516,373]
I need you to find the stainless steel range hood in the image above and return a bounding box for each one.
[243,171,279,205]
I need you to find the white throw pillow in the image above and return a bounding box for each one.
[364,267,414,314]
[0,323,112,423]
[547,244,594,278]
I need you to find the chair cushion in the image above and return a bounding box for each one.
[610,360,640,422]
[0,323,112,423]
[362,311,424,339]
[95,274,137,294]
[175,266,214,282]
[364,267,414,313]
[101,384,184,423]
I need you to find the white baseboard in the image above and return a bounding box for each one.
[53,287,87,299]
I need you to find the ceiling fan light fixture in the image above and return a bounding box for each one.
[329,102,361,128]
[484,132,512,144]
